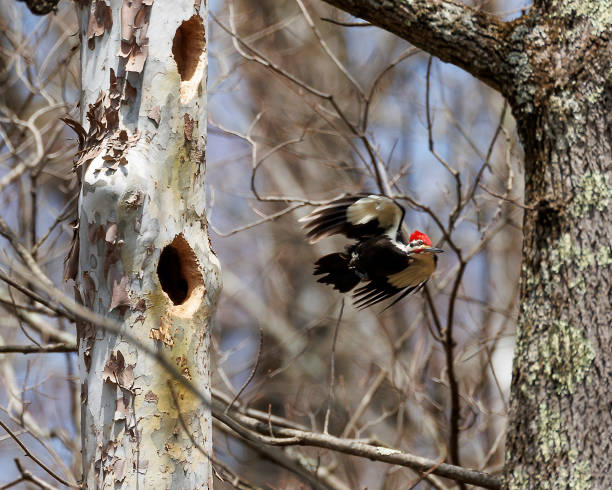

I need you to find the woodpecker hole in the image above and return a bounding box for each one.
[172,15,205,104]
[157,234,205,317]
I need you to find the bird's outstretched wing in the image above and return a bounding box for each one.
[352,251,437,309]
[353,280,426,310]
[299,194,405,243]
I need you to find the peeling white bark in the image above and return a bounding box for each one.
[75,1,219,487]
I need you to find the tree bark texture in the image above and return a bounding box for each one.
[322,0,611,487]
[73,1,219,487]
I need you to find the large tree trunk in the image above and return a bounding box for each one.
[503,9,612,486]
[73,1,219,487]
[506,88,611,487]
[321,0,611,486]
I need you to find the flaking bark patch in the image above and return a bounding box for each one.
[147,105,161,126]
[119,0,152,73]
[87,0,113,50]
[149,315,174,347]
[102,350,135,391]
[109,275,131,312]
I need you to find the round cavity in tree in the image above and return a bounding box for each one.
[172,15,206,104]
[157,234,204,314]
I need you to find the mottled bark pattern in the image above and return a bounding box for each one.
[503,3,612,487]
[322,0,611,487]
[75,1,218,488]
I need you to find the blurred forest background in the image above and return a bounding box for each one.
[0,0,529,487]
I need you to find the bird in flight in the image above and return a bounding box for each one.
[300,194,443,309]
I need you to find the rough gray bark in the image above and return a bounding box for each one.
[322,0,612,487]
[73,1,219,487]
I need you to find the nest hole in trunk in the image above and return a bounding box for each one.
[157,234,203,307]
[172,14,205,104]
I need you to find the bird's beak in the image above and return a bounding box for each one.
[423,247,444,254]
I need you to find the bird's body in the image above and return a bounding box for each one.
[300,194,442,309]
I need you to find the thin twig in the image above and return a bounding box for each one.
[0,419,76,488]
[295,0,365,97]
[478,184,530,209]
[445,261,467,477]
[0,270,68,319]
[214,418,350,490]
[466,102,508,205]
[211,203,306,237]
[225,328,264,414]
[406,453,447,490]
[324,299,344,434]
[340,367,387,438]
[0,476,25,490]
[212,389,309,431]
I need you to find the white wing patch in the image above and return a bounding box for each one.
[346,195,402,236]
[387,253,436,288]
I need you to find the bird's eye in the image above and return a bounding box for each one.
[417,240,423,245]
[409,241,417,247]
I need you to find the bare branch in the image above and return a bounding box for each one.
[13,459,59,490]
[213,397,501,489]
[0,343,76,354]
[0,419,76,488]
[320,0,515,91]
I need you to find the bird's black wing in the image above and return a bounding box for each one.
[352,252,437,309]
[352,279,427,310]
[299,194,404,243]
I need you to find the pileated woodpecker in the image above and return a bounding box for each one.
[300,194,443,309]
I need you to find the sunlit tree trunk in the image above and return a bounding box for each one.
[322,0,611,486]
[73,1,219,487]
[503,4,612,486]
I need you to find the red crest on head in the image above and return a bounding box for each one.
[409,230,432,247]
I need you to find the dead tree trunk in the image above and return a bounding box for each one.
[321,0,611,486]
[73,1,219,487]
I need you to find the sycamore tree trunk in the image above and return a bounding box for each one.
[72,1,219,487]
[322,0,611,487]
